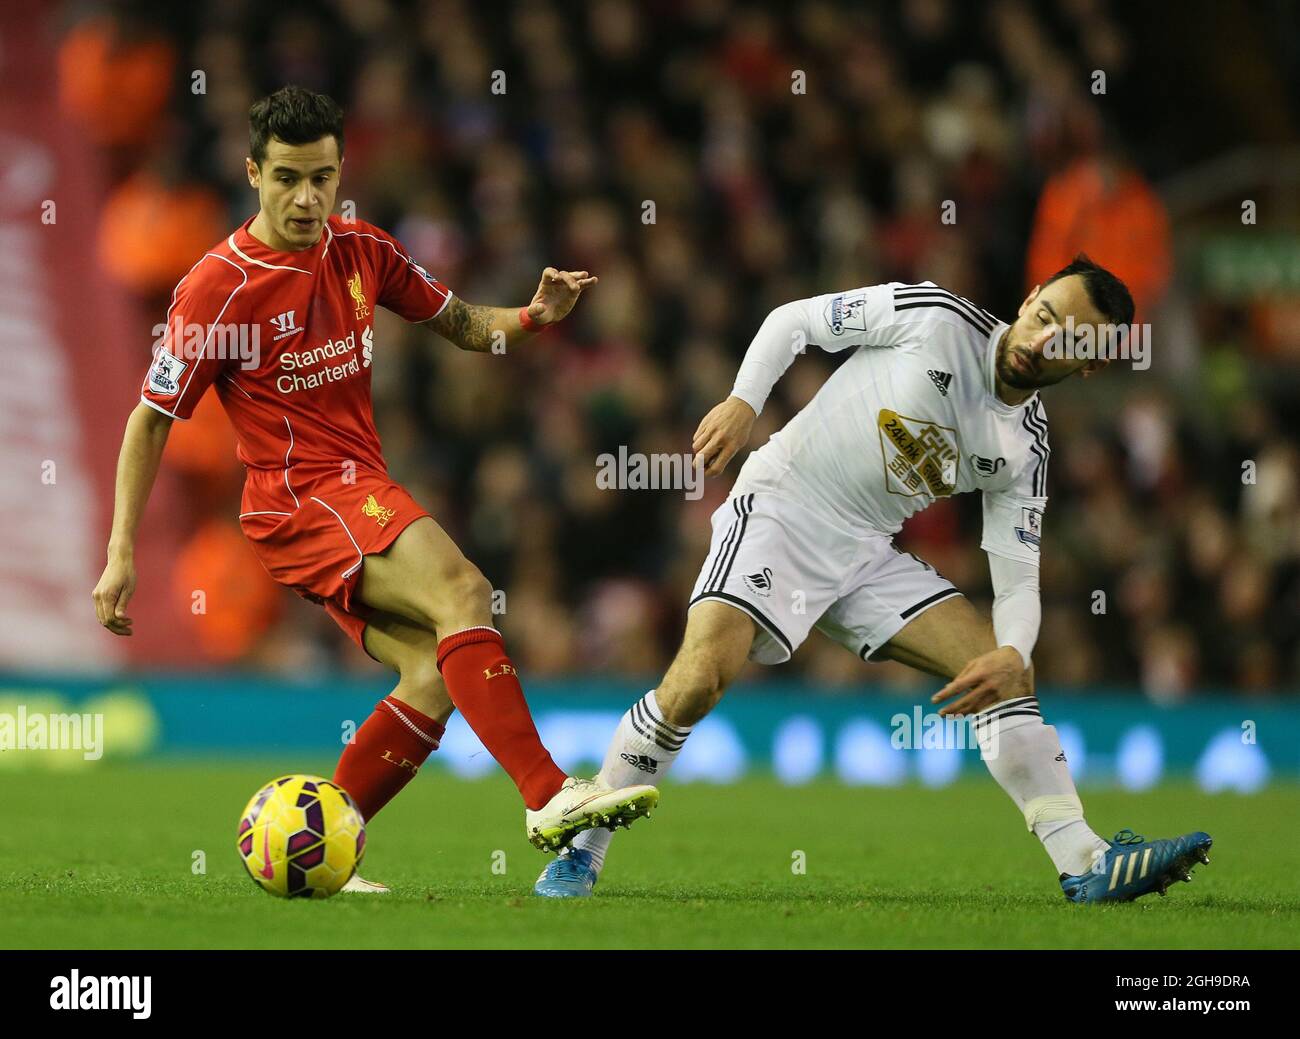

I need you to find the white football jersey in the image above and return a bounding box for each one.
[732,282,1050,565]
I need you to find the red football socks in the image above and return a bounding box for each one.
[436,626,567,810]
[333,695,445,822]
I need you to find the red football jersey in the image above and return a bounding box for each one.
[140,215,452,474]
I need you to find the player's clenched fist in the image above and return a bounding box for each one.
[526,267,598,325]
[92,555,136,636]
[692,396,757,477]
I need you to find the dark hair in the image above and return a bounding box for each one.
[248,86,344,166]
[1042,253,1135,327]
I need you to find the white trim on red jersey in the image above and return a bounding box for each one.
[330,227,453,321]
[226,233,313,274]
[138,395,181,419]
[141,253,249,419]
[309,495,365,580]
[282,416,301,508]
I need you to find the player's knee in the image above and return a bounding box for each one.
[1021,661,1036,697]
[428,564,493,628]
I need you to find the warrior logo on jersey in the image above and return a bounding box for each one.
[348,271,370,320]
[825,290,870,336]
[147,351,189,396]
[878,409,959,498]
[1015,506,1042,551]
[269,310,303,341]
[361,493,395,527]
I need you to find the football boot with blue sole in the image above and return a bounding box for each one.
[533,848,599,898]
[1061,828,1211,903]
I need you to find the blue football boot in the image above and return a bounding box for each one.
[533,848,599,898]
[1061,828,1212,903]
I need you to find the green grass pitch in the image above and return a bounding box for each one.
[3,761,1297,949]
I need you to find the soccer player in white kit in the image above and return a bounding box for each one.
[536,255,1211,903]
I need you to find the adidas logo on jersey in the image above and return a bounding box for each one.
[927,369,953,396]
[619,752,659,774]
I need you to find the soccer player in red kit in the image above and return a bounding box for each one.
[91,86,657,890]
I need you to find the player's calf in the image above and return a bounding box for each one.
[389,659,455,720]
[655,600,756,726]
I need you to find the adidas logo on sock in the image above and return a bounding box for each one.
[927,369,953,396]
[619,752,660,774]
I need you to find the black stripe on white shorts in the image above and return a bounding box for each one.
[690,590,794,657]
[858,587,962,661]
[703,494,754,593]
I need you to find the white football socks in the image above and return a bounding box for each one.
[571,690,691,871]
[573,690,1108,880]
[974,697,1110,877]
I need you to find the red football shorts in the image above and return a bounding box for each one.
[239,463,430,653]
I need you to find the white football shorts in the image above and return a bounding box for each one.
[688,491,962,665]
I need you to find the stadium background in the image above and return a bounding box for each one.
[1,0,1297,793]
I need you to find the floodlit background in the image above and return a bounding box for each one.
[1,0,1297,790]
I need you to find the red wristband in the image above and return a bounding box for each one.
[518,306,541,332]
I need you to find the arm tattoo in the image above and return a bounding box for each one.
[425,297,501,352]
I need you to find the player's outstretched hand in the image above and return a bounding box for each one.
[527,267,598,325]
[92,554,137,636]
[693,396,757,477]
[930,646,1025,717]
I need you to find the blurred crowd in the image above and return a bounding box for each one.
[60,0,1300,696]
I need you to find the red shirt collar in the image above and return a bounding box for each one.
[230,215,331,272]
